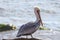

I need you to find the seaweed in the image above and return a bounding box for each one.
[0,24,16,32]
[39,26,50,30]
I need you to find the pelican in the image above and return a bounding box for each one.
[16,6,43,38]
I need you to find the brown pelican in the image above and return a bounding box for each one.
[16,6,43,38]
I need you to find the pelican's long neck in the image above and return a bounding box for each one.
[35,10,41,21]
[34,7,43,26]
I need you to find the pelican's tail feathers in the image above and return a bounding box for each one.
[16,35,21,37]
[16,34,21,37]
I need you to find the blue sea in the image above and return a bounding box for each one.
[0,0,60,40]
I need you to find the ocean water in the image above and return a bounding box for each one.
[0,0,60,40]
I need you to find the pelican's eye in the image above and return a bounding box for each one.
[37,10,40,14]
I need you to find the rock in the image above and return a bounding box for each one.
[2,38,41,40]
[0,24,16,32]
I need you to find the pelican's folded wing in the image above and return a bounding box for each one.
[17,22,35,35]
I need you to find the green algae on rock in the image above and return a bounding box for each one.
[39,26,50,30]
[0,24,16,32]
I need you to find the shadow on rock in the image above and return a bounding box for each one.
[3,38,42,40]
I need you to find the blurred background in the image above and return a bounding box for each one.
[0,0,60,40]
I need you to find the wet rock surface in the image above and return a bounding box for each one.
[2,38,41,40]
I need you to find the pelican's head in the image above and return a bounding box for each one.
[34,6,40,20]
[34,6,40,12]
